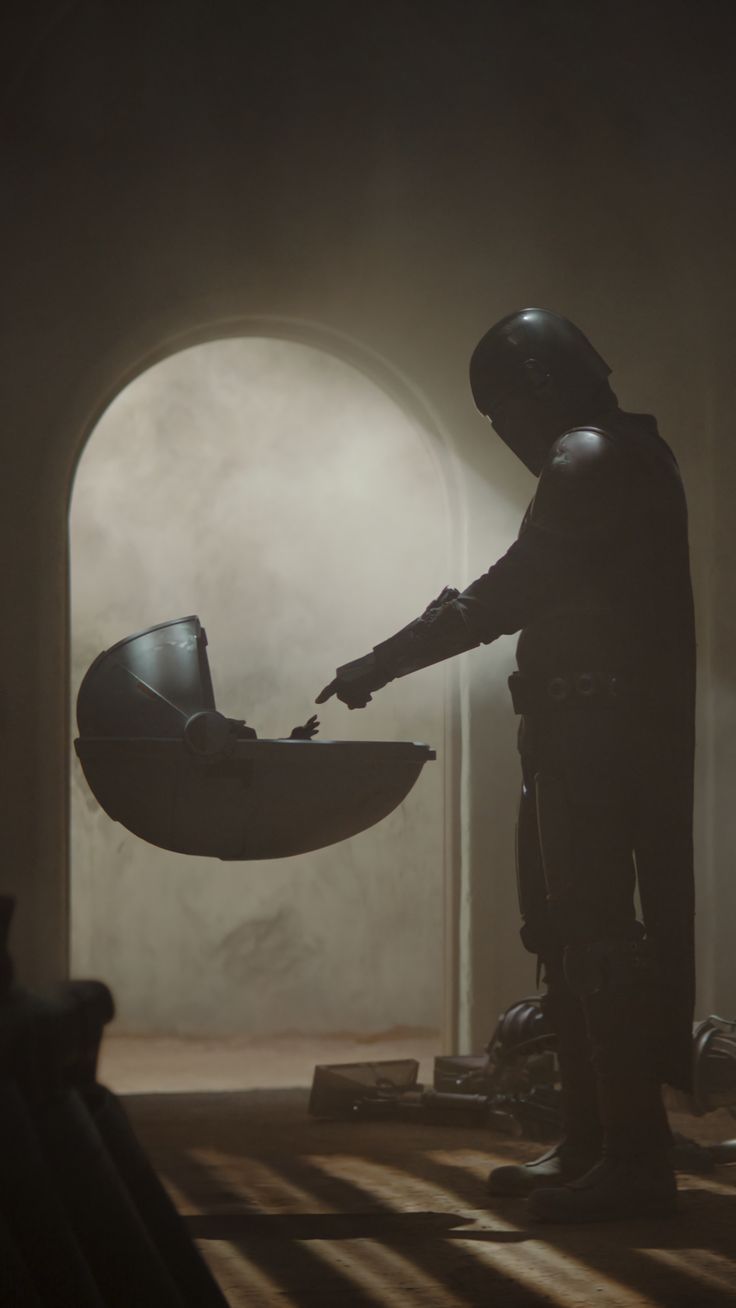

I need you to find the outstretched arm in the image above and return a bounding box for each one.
[316,585,497,709]
[317,429,624,709]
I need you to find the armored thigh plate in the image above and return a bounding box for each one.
[75,617,435,860]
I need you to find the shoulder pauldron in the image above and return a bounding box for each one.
[529,426,626,540]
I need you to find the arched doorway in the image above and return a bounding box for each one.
[69,335,456,1078]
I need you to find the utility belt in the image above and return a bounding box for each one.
[508,668,624,715]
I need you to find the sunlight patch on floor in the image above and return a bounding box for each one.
[644,1248,736,1297]
[126,1088,736,1308]
[311,1152,660,1308]
[189,1148,470,1308]
[199,1241,297,1308]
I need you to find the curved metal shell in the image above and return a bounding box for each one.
[75,737,434,860]
[74,617,435,861]
[76,616,214,740]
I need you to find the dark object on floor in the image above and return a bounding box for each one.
[75,615,435,859]
[308,1054,557,1135]
[689,1015,736,1112]
[309,1058,421,1118]
[311,994,736,1171]
[0,897,228,1308]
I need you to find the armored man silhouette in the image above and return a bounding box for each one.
[318,309,696,1222]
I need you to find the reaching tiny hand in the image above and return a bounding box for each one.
[289,713,320,740]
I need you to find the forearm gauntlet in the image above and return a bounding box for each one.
[372,586,481,680]
[334,587,481,698]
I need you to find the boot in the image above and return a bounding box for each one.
[488,970,602,1196]
[530,980,677,1222]
[487,1138,599,1196]
[529,1152,677,1222]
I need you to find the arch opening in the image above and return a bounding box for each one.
[69,334,457,1086]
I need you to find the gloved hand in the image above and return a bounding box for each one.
[316,586,473,710]
[316,652,388,709]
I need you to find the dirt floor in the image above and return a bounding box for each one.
[109,1035,736,1307]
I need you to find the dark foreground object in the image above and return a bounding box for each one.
[0,897,227,1308]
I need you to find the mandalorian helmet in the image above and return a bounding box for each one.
[469,308,612,474]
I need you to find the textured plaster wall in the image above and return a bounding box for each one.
[70,337,464,1035]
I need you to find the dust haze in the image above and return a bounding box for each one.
[70,337,454,1037]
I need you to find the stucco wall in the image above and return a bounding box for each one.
[69,336,457,1035]
[2,0,735,1047]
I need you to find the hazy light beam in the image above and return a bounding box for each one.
[645,1248,736,1298]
